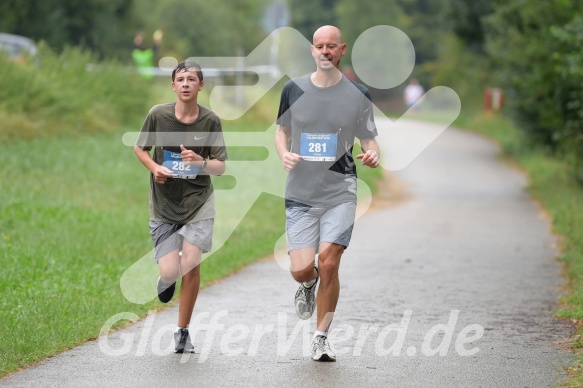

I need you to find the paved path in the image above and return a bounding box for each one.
[1,120,574,387]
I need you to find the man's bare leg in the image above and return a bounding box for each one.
[315,242,344,332]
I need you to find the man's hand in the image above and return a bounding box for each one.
[281,151,302,172]
[356,149,380,168]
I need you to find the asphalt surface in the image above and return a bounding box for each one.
[1,119,574,387]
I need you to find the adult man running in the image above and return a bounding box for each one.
[275,26,380,361]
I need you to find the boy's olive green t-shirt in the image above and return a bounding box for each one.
[136,102,228,224]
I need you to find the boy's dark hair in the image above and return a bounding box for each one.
[172,60,203,82]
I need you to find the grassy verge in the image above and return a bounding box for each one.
[0,43,152,141]
[453,111,583,384]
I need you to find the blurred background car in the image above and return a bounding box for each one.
[0,32,38,63]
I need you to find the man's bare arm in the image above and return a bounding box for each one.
[275,125,301,172]
[356,138,380,168]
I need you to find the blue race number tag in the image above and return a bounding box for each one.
[162,150,199,179]
[300,133,337,161]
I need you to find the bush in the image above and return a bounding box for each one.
[550,14,583,183]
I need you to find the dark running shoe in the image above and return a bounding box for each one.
[157,277,176,303]
[174,328,195,353]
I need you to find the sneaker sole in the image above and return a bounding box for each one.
[174,348,195,354]
[313,354,336,362]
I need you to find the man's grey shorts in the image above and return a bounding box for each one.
[286,202,357,252]
[149,219,214,263]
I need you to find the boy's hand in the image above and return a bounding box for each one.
[180,144,203,165]
[154,165,174,184]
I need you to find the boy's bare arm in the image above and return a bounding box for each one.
[179,144,226,176]
[134,145,174,184]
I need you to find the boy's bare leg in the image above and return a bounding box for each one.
[157,249,180,283]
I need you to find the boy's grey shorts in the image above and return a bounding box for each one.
[149,219,214,263]
[285,202,356,252]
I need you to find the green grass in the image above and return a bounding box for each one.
[453,111,583,384]
[0,133,152,375]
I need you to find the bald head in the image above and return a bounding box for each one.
[313,25,343,45]
[310,25,347,72]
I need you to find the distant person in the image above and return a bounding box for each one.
[134,60,228,353]
[132,30,163,79]
[275,25,380,362]
[403,78,425,111]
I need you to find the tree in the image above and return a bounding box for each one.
[335,0,404,52]
[287,0,338,40]
[131,0,270,58]
[443,0,494,53]
[548,13,583,181]
[485,0,582,143]
[0,0,137,59]
[485,0,583,180]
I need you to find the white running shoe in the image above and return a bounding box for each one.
[311,335,336,362]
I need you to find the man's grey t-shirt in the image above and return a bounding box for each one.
[276,74,378,208]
